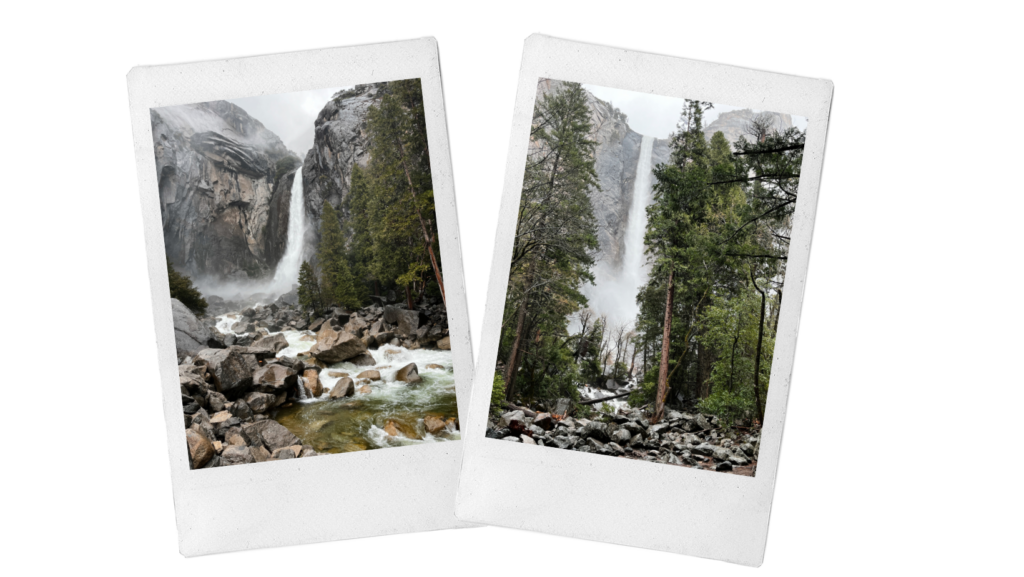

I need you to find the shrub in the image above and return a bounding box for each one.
[696,388,755,429]
[167,259,207,316]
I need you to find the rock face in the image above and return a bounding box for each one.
[171,298,211,357]
[302,84,385,258]
[150,101,301,281]
[703,109,793,146]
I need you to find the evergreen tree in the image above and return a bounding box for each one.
[365,79,445,307]
[501,81,600,403]
[297,260,325,315]
[167,259,207,316]
[317,201,360,310]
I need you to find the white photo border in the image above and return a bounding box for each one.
[128,37,475,557]
[454,35,832,567]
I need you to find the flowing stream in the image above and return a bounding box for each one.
[274,345,459,453]
[214,315,459,453]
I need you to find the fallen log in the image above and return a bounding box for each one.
[579,390,632,406]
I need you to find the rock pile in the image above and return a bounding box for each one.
[175,295,452,468]
[487,408,759,475]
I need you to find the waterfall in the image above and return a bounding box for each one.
[581,134,655,331]
[295,375,308,400]
[269,169,306,295]
[620,135,655,309]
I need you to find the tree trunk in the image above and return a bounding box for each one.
[405,285,414,310]
[504,259,535,401]
[395,136,446,307]
[374,279,381,299]
[752,273,767,424]
[653,264,675,423]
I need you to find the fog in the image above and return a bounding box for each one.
[582,83,808,138]
[228,85,351,158]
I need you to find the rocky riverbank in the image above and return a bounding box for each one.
[486,404,760,476]
[174,294,456,469]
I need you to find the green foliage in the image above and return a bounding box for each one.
[167,259,207,316]
[500,81,601,403]
[490,373,507,418]
[696,388,754,429]
[297,260,325,315]
[317,202,360,310]
[363,79,442,300]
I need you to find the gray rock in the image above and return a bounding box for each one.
[395,363,421,383]
[500,410,526,429]
[310,323,367,364]
[171,298,211,358]
[580,422,611,443]
[193,348,253,398]
[220,445,256,466]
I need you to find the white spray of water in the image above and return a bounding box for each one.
[582,135,655,330]
[267,170,306,295]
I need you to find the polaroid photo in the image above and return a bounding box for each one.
[455,35,832,566]
[127,38,474,556]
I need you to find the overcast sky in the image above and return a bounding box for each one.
[582,83,808,139]
[228,86,351,158]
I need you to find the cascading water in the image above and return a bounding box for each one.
[268,169,306,295]
[619,134,655,312]
[582,135,655,330]
[572,135,655,411]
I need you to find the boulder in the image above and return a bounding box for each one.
[356,370,381,380]
[357,385,372,394]
[194,348,253,398]
[611,428,632,444]
[229,398,253,421]
[521,434,537,445]
[327,371,349,378]
[500,410,526,429]
[436,336,451,350]
[271,447,296,460]
[384,306,426,336]
[243,391,276,414]
[716,461,733,472]
[329,378,355,398]
[220,445,256,466]
[252,364,297,394]
[581,422,611,443]
[345,352,374,366]
[185,429,215,468]
[248,333,289,358]
[248,419,301,451]
[425,364,444,370]
[533,413,555,431]
[383,421,399,436]
[552,398,571,418]
[395,363,421,383]
[172,298,212,358]
[424,415,447,435]
[309,323,367,364]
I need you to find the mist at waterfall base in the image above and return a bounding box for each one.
[216,314,459,453]
[193,169,307,302]
[570,136,655,411]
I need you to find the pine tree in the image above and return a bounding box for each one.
[167,259,207,316]
[317,201,360,310]
[501,81,600,402]
[297,260,324,315]
[365,79,445,307]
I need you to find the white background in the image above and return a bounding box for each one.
[2,1,1020,574]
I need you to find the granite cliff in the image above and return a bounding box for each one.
[300,83,386,258]
[151,101,301,283]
